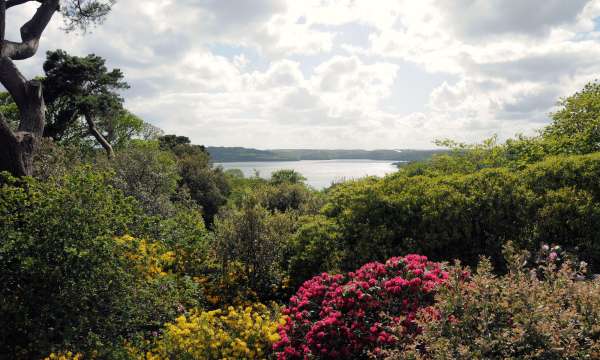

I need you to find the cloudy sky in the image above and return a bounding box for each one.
[7,0,600,149]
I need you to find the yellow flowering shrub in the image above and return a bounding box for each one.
[194,261,259,308]
[138,304,284,359]
[115,235,175,279]
[43,351,83,360]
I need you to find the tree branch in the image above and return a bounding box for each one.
[84,111,114,159]
[0,0,59,60]
[6,0,41,9]
[0,56,27,107]
[1,1,6,44]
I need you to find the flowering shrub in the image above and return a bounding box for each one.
[139,304,283,359]
[385,243,600,359]
[194,261,260,308]
[274,255,448,359]
[115,235,175,279]
[43,352,83,360]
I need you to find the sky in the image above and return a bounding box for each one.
[6,0,600,149]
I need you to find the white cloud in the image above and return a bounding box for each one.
[3,0,600,149]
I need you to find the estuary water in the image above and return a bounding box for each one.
[215,159,400,190]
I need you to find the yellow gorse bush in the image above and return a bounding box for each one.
[140,304,284,359]
[43,351,83,360]
[115,235,175,279]
[194,261,259,308]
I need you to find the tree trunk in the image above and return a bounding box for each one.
[0,78,45,176]
[84,111,114,159]
[0,0,60,176]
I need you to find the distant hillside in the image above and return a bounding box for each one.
[207,147,446,162]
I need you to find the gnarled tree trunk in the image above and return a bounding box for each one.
[0,73,45,176]
[0,0,59,176]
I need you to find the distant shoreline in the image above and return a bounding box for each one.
[207,147,446,163]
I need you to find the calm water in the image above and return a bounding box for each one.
[215,159,400,189]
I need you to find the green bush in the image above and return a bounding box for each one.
[287,215,343,289]
[213,196,298,303]
[324,152,600,271]
[0,169,200,358]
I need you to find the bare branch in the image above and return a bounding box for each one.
[84,111,114,159]
[6,0,41,9]
[20,0,59,41]
[0,56,27,106]
[0,0,59,60]
[1,39,39,60]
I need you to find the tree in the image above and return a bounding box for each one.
[270,169,306,185]
[0,0,115,176]
[158,134,230,225]
[158,134,193,151]
[42,49,129,158]
[543,81,600,155]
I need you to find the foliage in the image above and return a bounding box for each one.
[259,182,322,214]
[42,50,131,150]
[274,255,448,359]
[270,169,307,185]
[323,152,600,271]
[0,91,19,130]
[134,304,283,360]
[60,0,116,32]
[543,81,600,155]
[0,169,200,358]
[213,198,298,303]
[157,134,230,225]
[387,244,600,359]
[43,351,83,360]
[287,215,343,289]
[31,138,84,180]
[175,143,230,225]
[105,141,181,216]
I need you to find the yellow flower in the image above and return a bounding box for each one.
[138,304,283,359]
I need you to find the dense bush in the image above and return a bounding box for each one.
[0,170,200,358]
[105,142,181,217]
[324,152,600,271]
[213,197,298,303]
[135,304,283,359]
[386,245,600,359]
[287,215,344,289]
[274,255,448,359]
[160,135,230,225]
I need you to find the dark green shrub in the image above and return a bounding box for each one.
[324,152,600,271]
[0,169,199,358]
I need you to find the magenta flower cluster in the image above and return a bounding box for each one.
[274,255,448,359]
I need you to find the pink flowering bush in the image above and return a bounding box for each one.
[273,255,448,359]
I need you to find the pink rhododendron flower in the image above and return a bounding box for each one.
[274,254,448,359]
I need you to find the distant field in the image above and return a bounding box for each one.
[207,147,446,162]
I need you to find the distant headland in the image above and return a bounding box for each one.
[207,147,446,162]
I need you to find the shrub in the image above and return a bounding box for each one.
[213,199,298,303]
[287,215,344,289]
[323,152,600,272]
[138,304,283,359]
[43,351,83,360]
[0,169,200,358]
[387,244,600,359]
[274,255,448,359]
